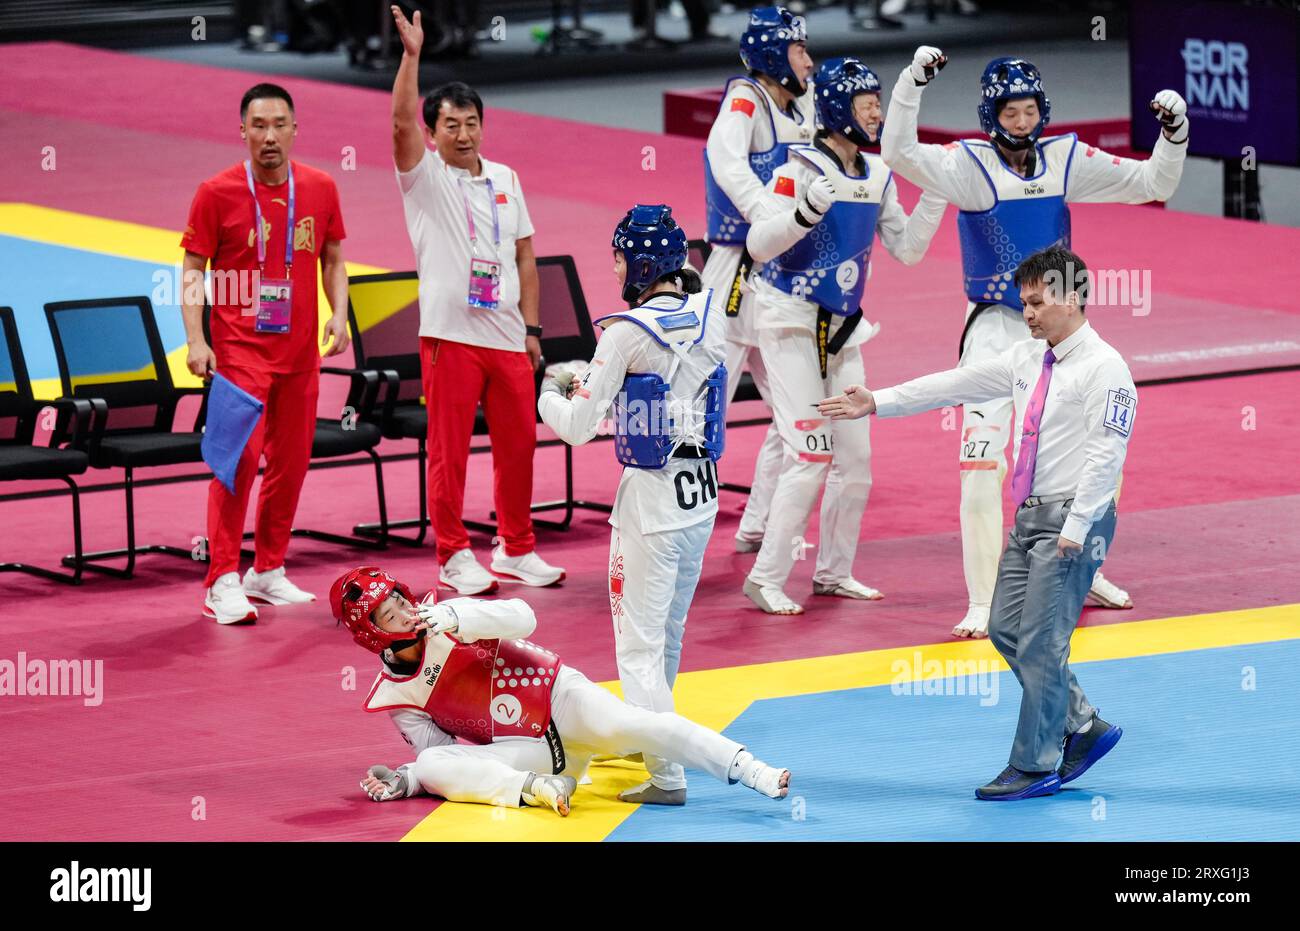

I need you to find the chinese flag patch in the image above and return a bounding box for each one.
[495,192,508,204]
[731,97,756,117]
[775,175,796,197]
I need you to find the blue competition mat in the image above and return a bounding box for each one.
[0,235,186,387]
[610,640,1300,841]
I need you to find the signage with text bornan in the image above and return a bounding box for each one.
[1129,0,1300,167]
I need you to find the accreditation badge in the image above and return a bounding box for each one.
[467,258,502,310]
[256,278,292,333]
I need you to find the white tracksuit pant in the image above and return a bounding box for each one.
[957,303,1027,609]
[410,666,743,807]
[703,244,784,542]
[749,326,873,591]
[608,512,714,790]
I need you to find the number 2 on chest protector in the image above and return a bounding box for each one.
[674,460,718,510]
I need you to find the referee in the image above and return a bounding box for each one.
[817,245,1134,800]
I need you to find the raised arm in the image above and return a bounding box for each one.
[391,5,426,173]
[881,48,987,209]
[1067,91,1188,204]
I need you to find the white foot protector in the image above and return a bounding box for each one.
[1087,571,1133,609]
[734,534,762,554]
[361,765,412,802]
[743,578,803,615]
[731,751,790,799]
[618,780,687,806]
[521,773,577,816]
[812,577,884,601]
[952,604,990,639]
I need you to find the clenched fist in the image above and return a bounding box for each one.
[1150,89,1189,143]
[909,46,947,86]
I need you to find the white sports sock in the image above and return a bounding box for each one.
[1075,719,1094,735]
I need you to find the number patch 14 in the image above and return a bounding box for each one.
[1103,388,1136,437]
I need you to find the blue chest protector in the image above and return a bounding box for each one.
[592,291,727,471]
[704,77,814,246]
[955,134,1077,311]
[759,146,890,316]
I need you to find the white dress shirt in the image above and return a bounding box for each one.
[397,149,535,351]
[874,321,1137,543]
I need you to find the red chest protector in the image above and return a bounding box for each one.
[363,632,562,744]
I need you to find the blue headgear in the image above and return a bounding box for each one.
[977,57,1051,151]
[612,205,689,304]
[739,6,809,96]
[815,57,883,148]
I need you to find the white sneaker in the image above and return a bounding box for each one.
[1087,571,1133,609]
[812,577,884,600]
[952,604,990,639]
[490,545,565,587]
[439,548,499,595]
[203,572,258,625]
[243,566,316,605]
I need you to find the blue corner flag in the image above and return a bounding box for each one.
[201,372,264,494]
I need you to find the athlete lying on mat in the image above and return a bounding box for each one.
[330,566,790,816]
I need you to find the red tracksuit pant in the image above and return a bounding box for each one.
[204,365,319,586]
[421,337,536,563]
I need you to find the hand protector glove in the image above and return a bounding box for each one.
[1150,89,1188,143]
[909,46,947,86]
[541,360,587,399]
[416,602,460,635]
[362,765,412,802]
[796,175,836,228]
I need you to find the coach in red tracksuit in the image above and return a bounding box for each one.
[388,8,563,595]
[180,82,350,625]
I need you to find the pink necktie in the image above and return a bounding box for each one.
[1011,348,1057,508]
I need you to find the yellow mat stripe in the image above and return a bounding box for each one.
[400,603,1300,842]
[0,203,389,395]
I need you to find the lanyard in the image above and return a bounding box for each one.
[459,177,500,248]
[245,160,295,274]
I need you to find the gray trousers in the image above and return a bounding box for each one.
[989,498,1117,772]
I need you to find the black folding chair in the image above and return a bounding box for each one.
[44,297,207,578]
[517,254,611,530]
[0,307,95,584]
[341,272,428,546]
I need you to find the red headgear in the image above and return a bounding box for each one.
[328,566,430,655]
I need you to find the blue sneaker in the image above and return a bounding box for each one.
[975,766,1062,801]
[1059,716,1123,784]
